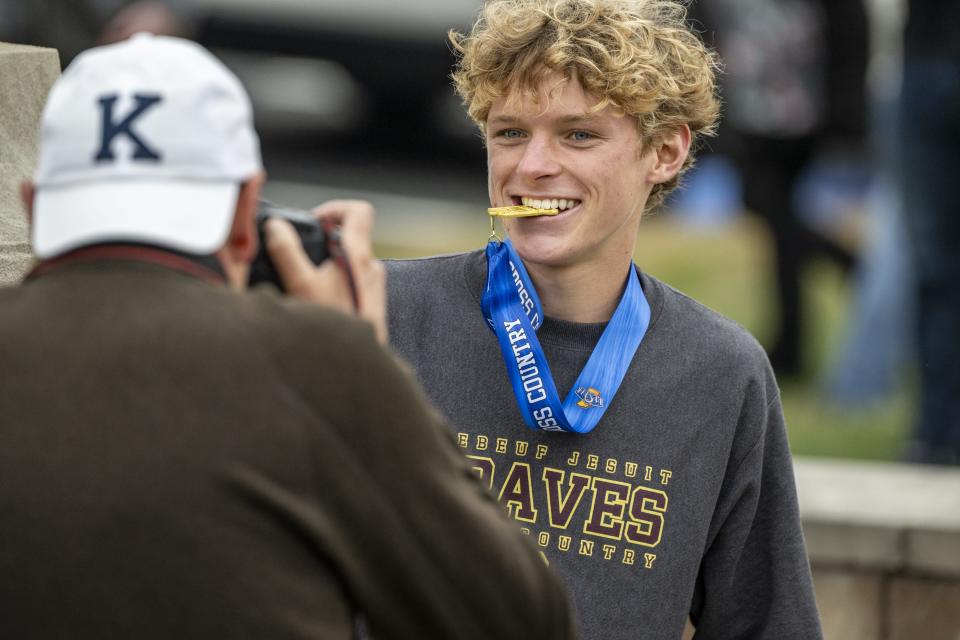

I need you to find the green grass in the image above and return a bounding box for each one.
[634,214,913,461]
[378,212,913,461]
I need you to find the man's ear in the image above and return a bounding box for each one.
[646,125,692,185]
[225,171,266,264]
[20,182,35,224]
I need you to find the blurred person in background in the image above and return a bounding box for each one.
[823,0,913,408]
[695,0,869,376]
[387,0,821,638]
[0,0,190,64]
[898,0,960,465]
[0,34,575,638]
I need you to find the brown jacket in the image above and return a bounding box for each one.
[0,251,574,639]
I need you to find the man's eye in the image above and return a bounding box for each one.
[501,129,524,139]
[570,131,593,141]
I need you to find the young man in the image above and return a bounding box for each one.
[0,34,574,639]
[386,0,822,637]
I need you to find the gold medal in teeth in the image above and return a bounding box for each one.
[487,205,560,217]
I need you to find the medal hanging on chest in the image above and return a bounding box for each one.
[482,208,651,434]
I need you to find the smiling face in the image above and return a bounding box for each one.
[486,73,661,276]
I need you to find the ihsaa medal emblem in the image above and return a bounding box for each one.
[575,387,604,409]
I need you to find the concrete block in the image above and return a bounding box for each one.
[889,577,960,640]
[803,520,903,570]
[795,458,960,531]
[795,458,960,575]
[812,568,882,640]
[0,42,59,286]
[908,529,960,578]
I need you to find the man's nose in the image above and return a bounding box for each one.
[516,134,562,180]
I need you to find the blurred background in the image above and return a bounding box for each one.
[4,2,960,636]
[2,0,956,467]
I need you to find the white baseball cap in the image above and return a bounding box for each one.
[31,33,263,259]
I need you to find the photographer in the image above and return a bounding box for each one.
[0,34,574,639]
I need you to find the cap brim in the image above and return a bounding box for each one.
[32,178,240,259]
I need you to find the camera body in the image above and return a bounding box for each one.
[248,200,330,291]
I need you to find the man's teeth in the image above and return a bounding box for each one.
[520,197,579,211]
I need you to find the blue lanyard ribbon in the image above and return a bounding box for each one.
[481,238,650,434]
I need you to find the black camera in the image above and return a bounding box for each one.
[248,200,330,291]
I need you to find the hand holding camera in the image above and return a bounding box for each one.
[255,199,387,345]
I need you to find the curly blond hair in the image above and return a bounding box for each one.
[450,0,721,208]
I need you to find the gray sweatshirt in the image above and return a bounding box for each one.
[386,250,823,640]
